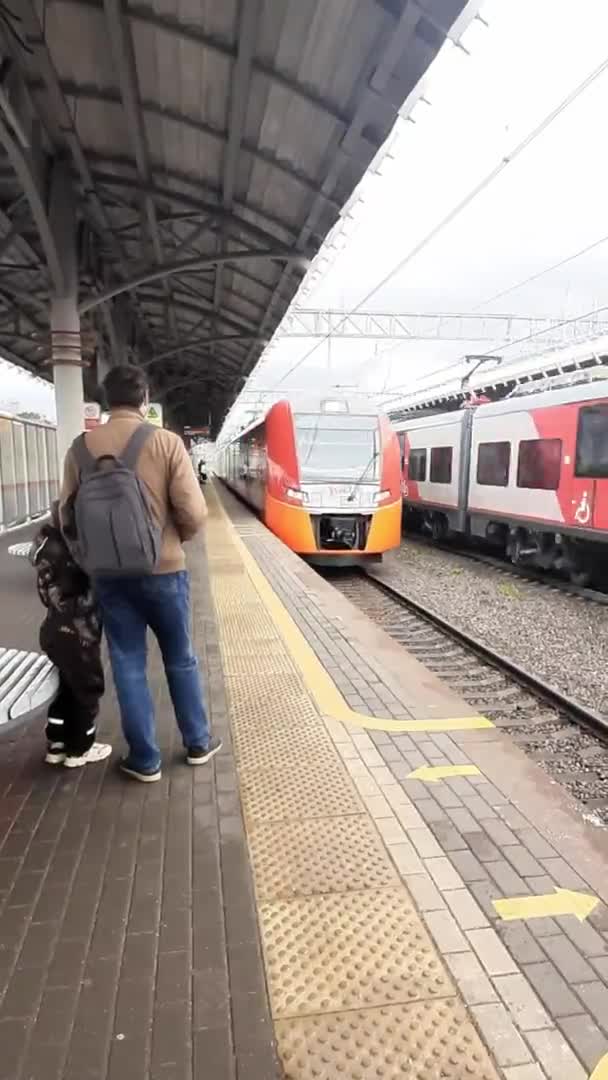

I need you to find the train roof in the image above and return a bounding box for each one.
[392,377,608,431]
[392,410,467,433]
[288,393,380,417]
[220,393,385,445]
[473,376,608,417]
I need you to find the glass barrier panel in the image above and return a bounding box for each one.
[25,424,40,516]
[0,418,19,525]
[36,426,49,509]
[0,417,18,526]
[46,428,59,501]
[12,422,28,521]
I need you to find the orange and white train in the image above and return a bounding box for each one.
[216,396,402,564]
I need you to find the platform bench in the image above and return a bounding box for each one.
[0,648,59,731]
[7,542,34,559]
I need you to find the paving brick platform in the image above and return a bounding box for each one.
[0,522,277,1080]
[1,488,608,1080]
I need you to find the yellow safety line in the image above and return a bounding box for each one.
[212,493,493,735]
[591,1054,608,1079]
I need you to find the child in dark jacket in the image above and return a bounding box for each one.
[30,502,111,768]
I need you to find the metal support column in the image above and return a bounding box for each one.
[48,159,85,469]
[52,297,84,467]
[113,295,135,364]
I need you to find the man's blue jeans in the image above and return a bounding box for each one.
[95,571,209,771]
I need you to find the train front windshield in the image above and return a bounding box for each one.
[294,414,379,482]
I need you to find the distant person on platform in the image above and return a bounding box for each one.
[60,364,221,782]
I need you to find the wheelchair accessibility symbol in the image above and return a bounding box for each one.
[574,491,591,526]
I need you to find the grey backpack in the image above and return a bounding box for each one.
[70,424,162,577]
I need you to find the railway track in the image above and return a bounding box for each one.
[331,567,608,826]
[404,530,608,606]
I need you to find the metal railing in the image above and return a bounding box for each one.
[0,413,58,532]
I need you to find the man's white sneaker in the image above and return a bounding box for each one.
[64,743,112,768]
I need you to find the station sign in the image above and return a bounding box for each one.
[145,403,163,428]
[185,425,210,436]
[84,402,101,430]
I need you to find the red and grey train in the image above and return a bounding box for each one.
[216,396,402,563]
[394,374,608,584]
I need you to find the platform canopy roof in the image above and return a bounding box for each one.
[0,0,475,431]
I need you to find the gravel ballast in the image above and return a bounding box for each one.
[384,538,608,718]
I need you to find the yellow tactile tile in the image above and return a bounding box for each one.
[238,760,363,824]
[227,693,333,769]
[275,999,500,1080]
[248,815,399,900]
[260,889,453,1018]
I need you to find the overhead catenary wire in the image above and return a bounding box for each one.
[275,53,608,388]
[380,233,608,402]
[381,299,608,403]
[473,231,608,310]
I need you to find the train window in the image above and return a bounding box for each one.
[295,414,379,481]
[575,405,608,478]
[476,441,510,486]
[517,438,561,490]
[430,446,453,484]
[408,448,427,481]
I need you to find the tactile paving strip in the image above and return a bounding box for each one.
[216,610,279,643]
[239,762,362,823]
[214,583,278,624]
[219,637,286,659]
[249,816,399,899]
[228,697,333,769]
[226,672,316,714]
[275,1000,500,1080]
[231,725,334,770]
[207,555,246,573]
[220,651,296,677]
[216,590,266,611]
[212,589,262,609]
[260,889,453,1017]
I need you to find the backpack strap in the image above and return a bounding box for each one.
[70,433,97,477]
[120,423,156,469]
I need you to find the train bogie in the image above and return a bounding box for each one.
[395,379,608,584]
[216,397,402,563]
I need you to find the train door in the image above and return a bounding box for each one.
[574,403,608,530]
[397,433,406,493]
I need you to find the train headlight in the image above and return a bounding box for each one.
[287,487,308,504]
[374,490,391,505]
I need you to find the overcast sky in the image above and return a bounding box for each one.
[3,0,608,425]
[240,0,608,424]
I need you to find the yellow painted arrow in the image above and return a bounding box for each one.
[408,764,481,783]
[590,1052,608,1079]
[494,888,599,924]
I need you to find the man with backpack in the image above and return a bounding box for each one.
[60,364,221,782]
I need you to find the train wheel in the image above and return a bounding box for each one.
[431,514,448,542]
[507,530,528,566]
[569,567,591,588]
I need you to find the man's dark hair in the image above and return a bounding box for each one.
[103,365,149,410]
